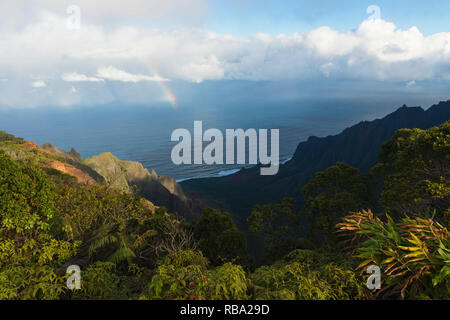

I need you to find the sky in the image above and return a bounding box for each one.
[1,0,450,109]
[207,0,449,36]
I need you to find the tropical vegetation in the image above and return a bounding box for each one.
[0,120,448,300]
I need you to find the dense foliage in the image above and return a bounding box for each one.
[374,121,450,224]
[248,198,300,263]
[0,150,78,299]
[193,208,253,269]
[301,162,376,245]
[248,122,449,299]
[251,249,366,300]
[0,122,448,300]
[337,210,449,299]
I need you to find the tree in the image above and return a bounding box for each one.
[248,198,301,263]
[301,162,375,245]
[194,208,252,268]
[374,121,450,225]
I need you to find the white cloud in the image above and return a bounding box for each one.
[1,6,450,107]
[0,0,208,28]
[31,80,47,88]
[4,13,450,84]
[96,66,169,83]
[406,80,417,87]
[62,72,104,82]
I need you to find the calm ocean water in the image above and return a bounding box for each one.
[0,95,425,181]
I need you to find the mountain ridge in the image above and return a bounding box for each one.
[181,100,450,226]
[0,136,198,220]
[83,152,197,219]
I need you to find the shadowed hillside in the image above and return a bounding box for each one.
[181,100,450,227]
[84,152,199,220]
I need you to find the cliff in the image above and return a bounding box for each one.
[181,100,450,227]
[83,152,196,219]
[0,133,197,220]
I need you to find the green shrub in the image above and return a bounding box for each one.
[0,265,65,300]
[210,263,249,300]
[251,250,366,300]
[72,262,128,300]
[145,250,251,300]
[145,250,211,300]
[0,150,55,235]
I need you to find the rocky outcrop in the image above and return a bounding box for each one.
[39,142,104,184]
[83,152,197,220]
[41,142,82,163]
[159,175,188,201]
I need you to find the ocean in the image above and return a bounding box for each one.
[0,84,442,181]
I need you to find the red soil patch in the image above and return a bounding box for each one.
[47,160,96,185]
[21,141,51,154]
[21,141,95,185]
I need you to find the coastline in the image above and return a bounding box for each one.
[175,156,293,183]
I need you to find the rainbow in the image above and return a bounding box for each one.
[148,67,177,108]
[157,79,177,108]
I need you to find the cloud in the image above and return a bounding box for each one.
[406,80,417,87]
[62,68,169,84]
[61,72,104,82]
[96,66,169,83]
[31,80,47,88]
[3,12,450,84]
[1,6,450,107]
[0,0,209,28]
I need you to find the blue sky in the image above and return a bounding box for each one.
[206,0,448,36]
